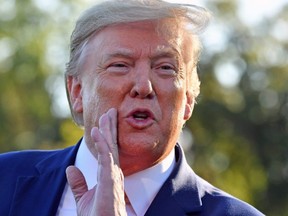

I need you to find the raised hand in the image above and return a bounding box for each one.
[66,108,127,216]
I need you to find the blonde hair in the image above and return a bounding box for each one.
[65,0,210,125]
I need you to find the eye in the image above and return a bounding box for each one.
[106,62,129,74]
[160,65,174,70]
[111,63,126,68]
[156,64,177,76]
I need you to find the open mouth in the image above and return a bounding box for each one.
[125,109,155,129]
[132,111,150,120]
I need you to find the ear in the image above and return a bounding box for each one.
[66,75,83,114]
[184,90,194,121]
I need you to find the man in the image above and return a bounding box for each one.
[0,0,264,215]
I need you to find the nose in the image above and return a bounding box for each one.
[130,67,155,99]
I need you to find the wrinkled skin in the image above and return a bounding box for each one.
[66,109,126,216]
[66,21,195,215]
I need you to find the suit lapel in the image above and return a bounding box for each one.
[10,169,67,216]
[9,141,200,216]
[145,144,202,216]
[9,142,80,216]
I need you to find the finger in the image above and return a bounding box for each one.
[91,125,126,215]
[107,108,117,145]
[91,126,115,171]
[91,127,115,185]
[91,126,110,157]
[98,109,119,165]
[66,166,88,203]
[91,126,121,176]
[98,109,115,150]
[107,108,120,165]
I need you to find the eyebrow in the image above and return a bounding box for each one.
[150,47,182,67]
[102,47,181,62]
[152,44,182,59]
[102,49,135,62]
[152,50,179,61]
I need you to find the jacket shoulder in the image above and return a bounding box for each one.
[0,145,76,176]
[0,144,79,216]
[198,177,265,216]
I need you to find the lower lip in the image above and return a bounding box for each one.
[125,116,154,129]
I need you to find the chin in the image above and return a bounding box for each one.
[118,137,162,156]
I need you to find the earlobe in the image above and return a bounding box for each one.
[67,75,83,113]
[184,91,194,120]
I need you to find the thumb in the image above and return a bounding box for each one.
[66,166,88,203]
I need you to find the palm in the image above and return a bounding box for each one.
[66,109,127,216]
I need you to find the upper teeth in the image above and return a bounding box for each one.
[134,113,147,119]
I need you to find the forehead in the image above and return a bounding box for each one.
[86,20,186,56]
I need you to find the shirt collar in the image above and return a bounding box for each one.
[74,138,98,190]
[75,138,176,216]
[124,149,175,216]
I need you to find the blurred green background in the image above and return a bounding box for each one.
[0,0,287,215]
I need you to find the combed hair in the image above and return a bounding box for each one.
[65,0,210,125]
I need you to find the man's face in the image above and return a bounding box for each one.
[68,21,194,175]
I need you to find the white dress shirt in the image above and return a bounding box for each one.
[57,138,175,216]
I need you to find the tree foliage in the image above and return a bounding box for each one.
[187,1,288,215]
[0,0,287,215]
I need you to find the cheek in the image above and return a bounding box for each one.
[84,77,127,113]
[161,79,186,110]
[97,78,127,104]
[81,78,104,123]
[159,86,187,127]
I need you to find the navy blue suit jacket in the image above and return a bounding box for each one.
[0,140,264,216]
